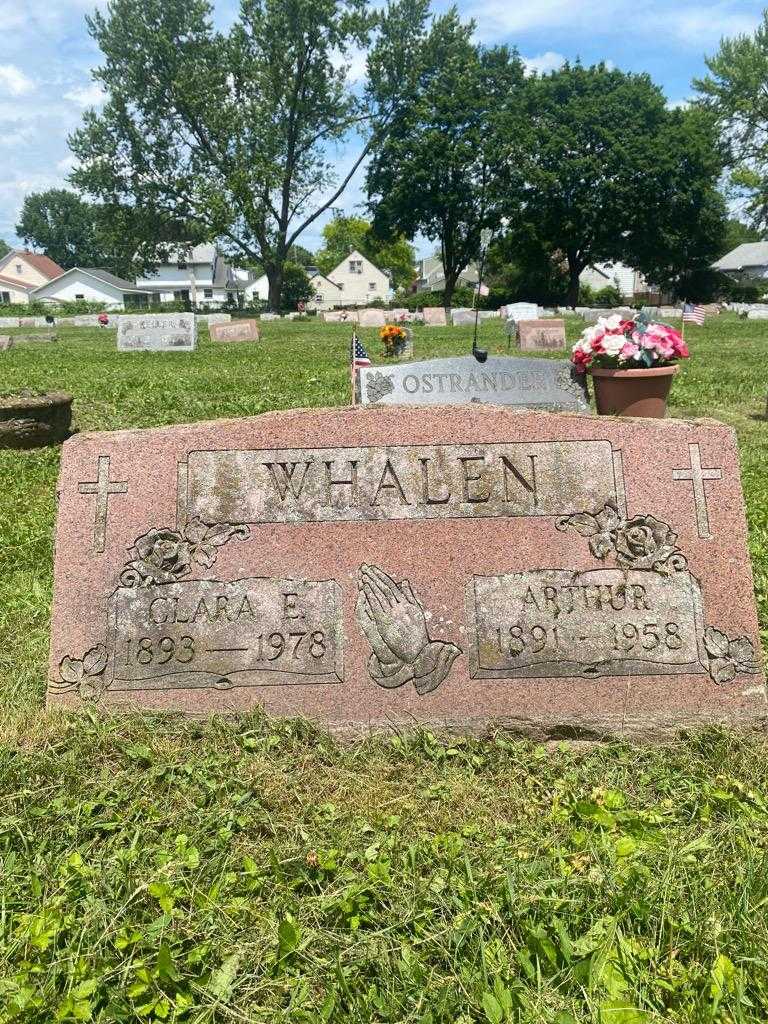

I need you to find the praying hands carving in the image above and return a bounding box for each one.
[356,564,461,695]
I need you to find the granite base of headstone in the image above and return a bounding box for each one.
[48,405,765,739]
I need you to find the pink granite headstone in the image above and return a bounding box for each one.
[48,406,765,739]
[358,308,386,327]
[518,319,566,350]
[209,319,260,342]
[423,307,447,326]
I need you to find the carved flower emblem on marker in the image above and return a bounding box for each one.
[120,518,250,587]
[128,528,193,584]
[703,627,760,684]
[556,502,687,574]
[50,644,109,701]
[613,516,680,571]
[365,371,395,404]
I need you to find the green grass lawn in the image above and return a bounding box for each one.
[1,314,768,1022]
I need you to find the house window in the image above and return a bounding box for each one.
[204,288,213,298]
[75,293,85,299]
[173,289,190,303]
[337,282,344,291]
[0,291,9,303]
[177,260,187,270]
[15,263,22,275]
[349,260,362,274]
[368,281,377,291]
[227,291,234,303]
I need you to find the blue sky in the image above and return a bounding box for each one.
[0,0,762,257]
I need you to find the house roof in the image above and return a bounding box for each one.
[21,252,66,279]
[34,267,149,295]
[0,272,35,291]
[308,271,342,290]
[0,250,66,280]
[712,242,768,271]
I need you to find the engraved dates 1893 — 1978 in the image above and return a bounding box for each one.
[107,577,343,692]
[468,568,707,679]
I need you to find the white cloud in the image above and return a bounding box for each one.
[56,154,79,174]
[667,98,691,110]
[64,82,105,107]
[469,0,761,48]
[330,46,368,85]
[0,64,34,96]
[522,51,566,76]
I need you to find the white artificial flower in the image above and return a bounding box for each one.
[601,333,625,356]
[598,314,623,331]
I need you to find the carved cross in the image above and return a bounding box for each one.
[78,456,128,553]
[672,443,723,540]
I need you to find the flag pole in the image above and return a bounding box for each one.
[350,330,357,407]
[680,299,686,349]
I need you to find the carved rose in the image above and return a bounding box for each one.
[704,626,760,685]
[613,516,679,570]
[127,528,192,584]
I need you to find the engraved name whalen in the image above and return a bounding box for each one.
[183,440,623,525]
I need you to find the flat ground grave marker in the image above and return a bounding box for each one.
[423,307,447,327]
[0,336,13,351]
[209,319,260,343]
[48,406,765,738]
[117,314,196,352]
[518,319,567,350]
[357,356,588,411]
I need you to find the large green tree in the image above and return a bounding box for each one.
[15,189,130,273]
[366,10,527,310]
[627,107,728,299]
[315,214,414,288]
[511,63,723,307]
[696,13,768,230]
[69,0,428,310]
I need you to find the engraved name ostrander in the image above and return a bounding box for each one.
[184,440,622,525]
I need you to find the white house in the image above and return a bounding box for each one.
[711,242,768,281]
[136,244,245,307]
[579,261,656,299]
[307,250,391,310]
[413,256,479,294]
[33,268,152,310]
[0,250,65,304]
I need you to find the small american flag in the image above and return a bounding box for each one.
[351,332,371,368]
[683,302,706,326]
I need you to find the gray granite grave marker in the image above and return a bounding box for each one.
[357,355,589,411]
[117,314,197,352]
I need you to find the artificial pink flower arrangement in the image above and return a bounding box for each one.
[571,313,689,373]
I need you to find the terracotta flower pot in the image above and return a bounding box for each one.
[588,364,679,418]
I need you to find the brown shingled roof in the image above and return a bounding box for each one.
[16,251,66,280]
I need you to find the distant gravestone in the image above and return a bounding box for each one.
[0,335,13,351]
[324,310,359,324]
[747,309,768,320]
[72,315,102,327]
[0,317,19,328]
[452,309,476,326]
[423,307,447,327]
[259,313,281,322]
[518,319,567,350]
[117,313,197,352]
[506,302,539,322]
[357,355,588,411]
[15,333,58,344]
[202,314,232,325]
[358,308,386,327]
[209,319,260,343]
[47,406,764,739]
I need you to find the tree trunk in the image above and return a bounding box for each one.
[566,258,581,309]
[443,269,460,315]
[266,266,283,312]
